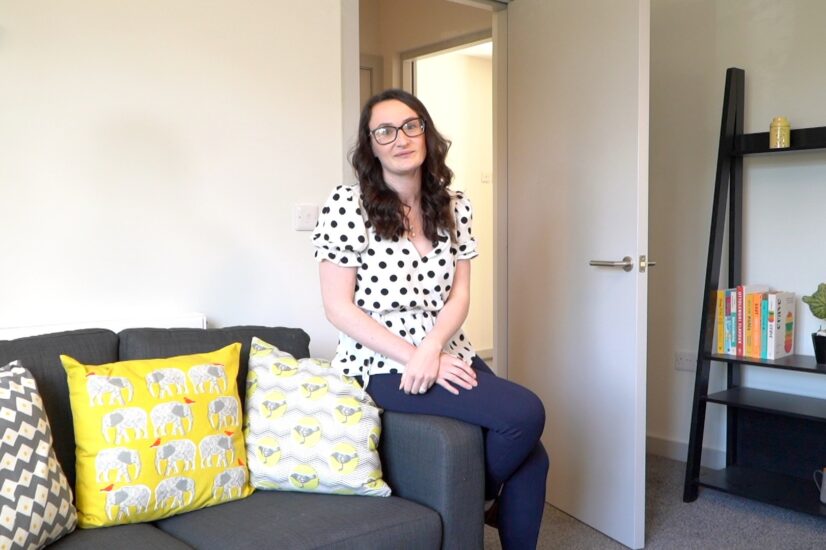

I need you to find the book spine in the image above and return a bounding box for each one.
[743,294,754,357]
[736,285,745,356]
[716,289,725,354]
[785,309,795,354]
[725,289,735,355]
[760,292,769,359]
[766,293,778,359]
[751,292,762,358]
[768,292,795,359]
[782,293,795,356]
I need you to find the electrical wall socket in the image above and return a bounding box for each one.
[293,203,319,231]
[674,351,697,372]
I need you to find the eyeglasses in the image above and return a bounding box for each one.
[369,118,426,145]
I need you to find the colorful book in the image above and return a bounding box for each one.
[760,292,769,359]
[736,285,769,356]
[715,289,725,354]
[743,292,754,357]
[725,289,736,355]
[749,292,763,358]
[766,291,795,360]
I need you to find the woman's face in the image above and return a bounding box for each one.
[368,99,426,184]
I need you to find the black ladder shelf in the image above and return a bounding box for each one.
[682,67,826,516]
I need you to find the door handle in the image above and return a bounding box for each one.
[589,256,633,272]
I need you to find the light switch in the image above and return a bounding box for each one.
[293,203,319,231]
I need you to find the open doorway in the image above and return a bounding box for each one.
[407,40,494,367]
[357,1,497,371]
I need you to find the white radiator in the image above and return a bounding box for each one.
[0,313,207,340]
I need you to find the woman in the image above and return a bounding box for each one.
[313,89,548,549]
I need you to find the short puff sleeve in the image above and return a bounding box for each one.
[453,192,479,260]
[312,185,368,266]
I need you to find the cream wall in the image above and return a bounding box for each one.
[359,0,491,89]
[0,0,359,359]
[359,0,381,55]
[649,0,826,463]
[416,52,494,355]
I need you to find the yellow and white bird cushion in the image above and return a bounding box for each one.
[62,343,252,528]
[245,337,390,497]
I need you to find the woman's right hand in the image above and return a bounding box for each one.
[435,354,478,395]
[399,339,441,395]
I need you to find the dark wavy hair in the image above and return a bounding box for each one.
[350,89,456,242]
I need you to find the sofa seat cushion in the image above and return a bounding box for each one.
[118,326,311,403]
[48,522,193,549]
[154,490,441,550]
[0,329,119,488]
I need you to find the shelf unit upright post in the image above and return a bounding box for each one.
[683,67,826,516]
[683,67,744,502]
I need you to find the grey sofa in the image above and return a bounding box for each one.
[0,325,484,549]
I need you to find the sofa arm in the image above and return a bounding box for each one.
[379,412,484,550]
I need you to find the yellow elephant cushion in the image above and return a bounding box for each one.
[245,337,390,496]
[61,343,252,528]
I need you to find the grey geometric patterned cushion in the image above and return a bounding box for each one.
[0,361,77,548]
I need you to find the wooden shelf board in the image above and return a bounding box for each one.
[704,387,826,422]
[735,126,826,154]
[698,466,826,517]
[706,353,826,375]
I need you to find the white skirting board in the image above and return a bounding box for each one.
[0,313,207,340]
[646,434,725,470]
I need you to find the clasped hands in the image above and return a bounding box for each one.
[399,339,478,396]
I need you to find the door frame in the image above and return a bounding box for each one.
[398,30,492,94]
[492,10,508,377]
[359,53,384,105]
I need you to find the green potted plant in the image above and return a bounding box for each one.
[802,283,826,364]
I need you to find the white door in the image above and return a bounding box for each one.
[506,1,649,548]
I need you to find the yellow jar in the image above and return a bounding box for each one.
[769,116,790,149]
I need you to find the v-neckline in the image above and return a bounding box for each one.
[405,231,449,260]
[405,236,432,259]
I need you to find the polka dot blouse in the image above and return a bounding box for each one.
[313,184,478,383]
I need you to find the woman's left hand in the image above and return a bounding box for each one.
[435,353,477,395]
[400,339,441,394]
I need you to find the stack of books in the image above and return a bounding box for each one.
[714,285,795,359]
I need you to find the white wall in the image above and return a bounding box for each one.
[416,50,494,355]
[0,0,359,359]
[649,0,826,462]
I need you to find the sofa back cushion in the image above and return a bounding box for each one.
[118,326,311,403]
[0,329,119,488]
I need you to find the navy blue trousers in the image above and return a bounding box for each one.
[365,356,549,550]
